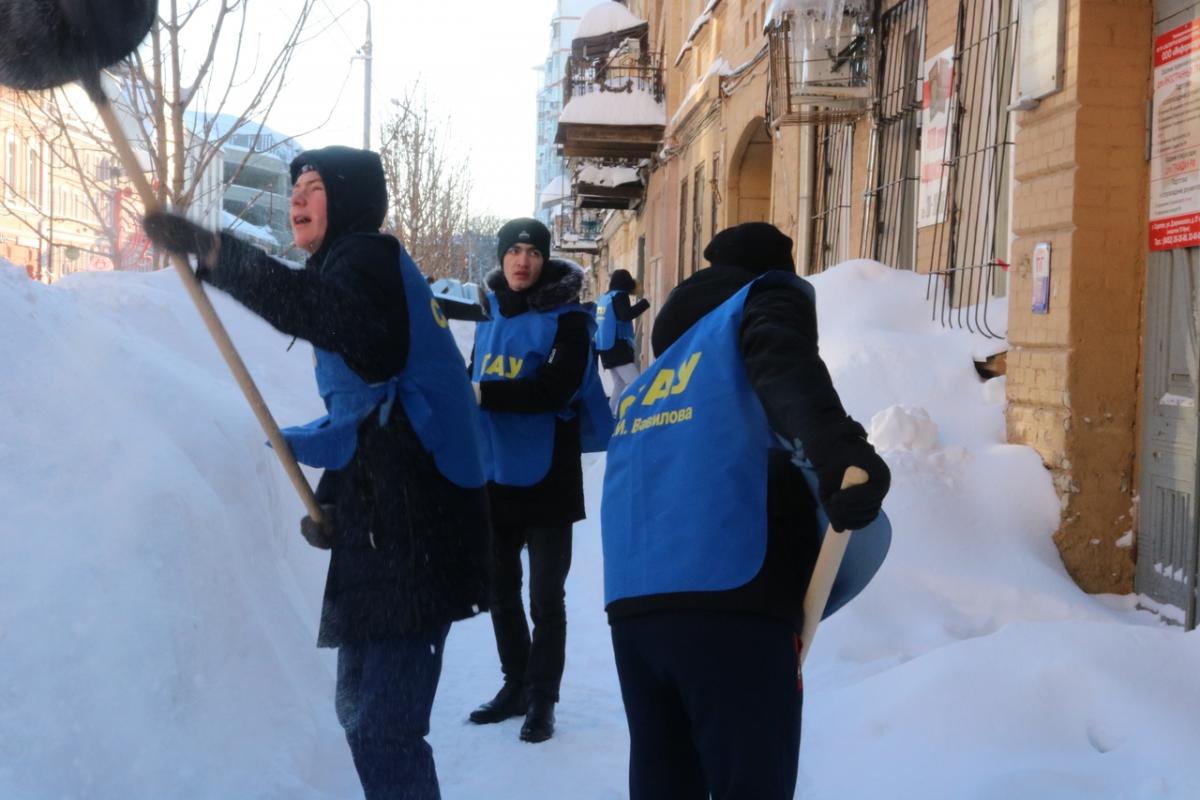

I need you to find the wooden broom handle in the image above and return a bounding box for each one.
[90,90,324,524]
[799,465,869,666]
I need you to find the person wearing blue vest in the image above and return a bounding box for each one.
[141,145,490,800]
[601,222,890,800]
[595,268,650,414]
[466,217,610,743]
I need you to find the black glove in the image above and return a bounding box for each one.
[815,436,890,533]
[142,210,220,266]
[299,504,337,550]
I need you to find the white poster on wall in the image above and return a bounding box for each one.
[918,47,955,228]
[1149,18,1200,251]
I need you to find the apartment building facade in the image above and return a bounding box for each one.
[555,0,1200,624]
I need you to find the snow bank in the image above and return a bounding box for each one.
[4,256,1200,799]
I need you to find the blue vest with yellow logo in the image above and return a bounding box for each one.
[601,271,891,611]
[595,290,635,352]
[472,295,614,487]
[280,243,487,489]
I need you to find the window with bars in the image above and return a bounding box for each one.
[711,153,721,238]
[691,163,705,276]
[809,122,855,273]
[926,0,1017,338]
[677,177,689,286]
[862,0,927,271]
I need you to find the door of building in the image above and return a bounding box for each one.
[1138,0,1200,627]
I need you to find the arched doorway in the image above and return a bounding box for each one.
[727,118,773,225]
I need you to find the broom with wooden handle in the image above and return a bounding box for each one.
[0,0,324,524]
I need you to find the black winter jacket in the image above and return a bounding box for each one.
[472,259,590,528]
[197,146,489,647]
[598,290,650,369]
[607,264,868,632]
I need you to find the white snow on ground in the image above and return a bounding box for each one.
[2,256,1199,799]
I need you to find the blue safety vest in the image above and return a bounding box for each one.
[594,290,635,352]
[601,271,890,612]
[279,243,487,489]
[473,295,613,487]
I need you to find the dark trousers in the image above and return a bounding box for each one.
[336,624,451,800]
[610,611,803,800]
[489,522,573,701]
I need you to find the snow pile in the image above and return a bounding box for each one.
[539,174,570,208]
[4,256,1200,798]
[559,88,666,126]
[573,1,645,40]
[576,163,640,187]
[869,405,938,453]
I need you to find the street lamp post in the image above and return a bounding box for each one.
[359,1,372,150]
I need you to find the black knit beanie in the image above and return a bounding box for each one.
[702,222,795,274]
[496,217,551,264]
[609,269,636,292]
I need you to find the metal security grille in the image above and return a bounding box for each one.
[926,0,1017,337]
[809,122,854,273]
[692,162,705,275]
[677,177,689,285]
[862,0,927,270]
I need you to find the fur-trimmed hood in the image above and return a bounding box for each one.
[486,258,585,314]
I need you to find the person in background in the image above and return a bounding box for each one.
[600,222,890,799]
[142,145,490,800]
[594,268,649,414]
[467,217,611,743]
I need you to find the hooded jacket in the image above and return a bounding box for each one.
[607,249,869,630]
[196,145,490,646]
[471,258,592,528]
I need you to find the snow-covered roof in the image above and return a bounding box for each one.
[574,1,646,40]
[576,164,640,188]
[559,90,666,126]
[539,175,571,208]
[221,210,279,246]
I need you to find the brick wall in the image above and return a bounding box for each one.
[1007,0,1152,593]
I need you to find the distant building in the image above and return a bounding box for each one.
[189,113,304,257]
[534,0,595,228]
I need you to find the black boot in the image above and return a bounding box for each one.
[468,682,529,724]
[519,696,556,743]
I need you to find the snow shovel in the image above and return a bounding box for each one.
[0,0,324,524]
[798,465,890,666]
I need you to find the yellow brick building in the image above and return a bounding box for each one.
[555,0,1200,623]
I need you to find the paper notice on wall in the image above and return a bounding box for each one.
[918,47,954,229]
[1149,19,1200,251]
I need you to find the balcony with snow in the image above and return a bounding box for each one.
[572,161,644,210]
[766,0,874,125]
[554,207,607,254]
[554,1,666,160]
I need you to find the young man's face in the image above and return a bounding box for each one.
[290,170,328,253]
[502,243,545,291]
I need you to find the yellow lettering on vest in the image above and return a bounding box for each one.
[484,354,508,377]
[618,395,637,420]
[430,298,449,329]
[507,356,524,378]
[671,352,702,395]
[641,368,676,406]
